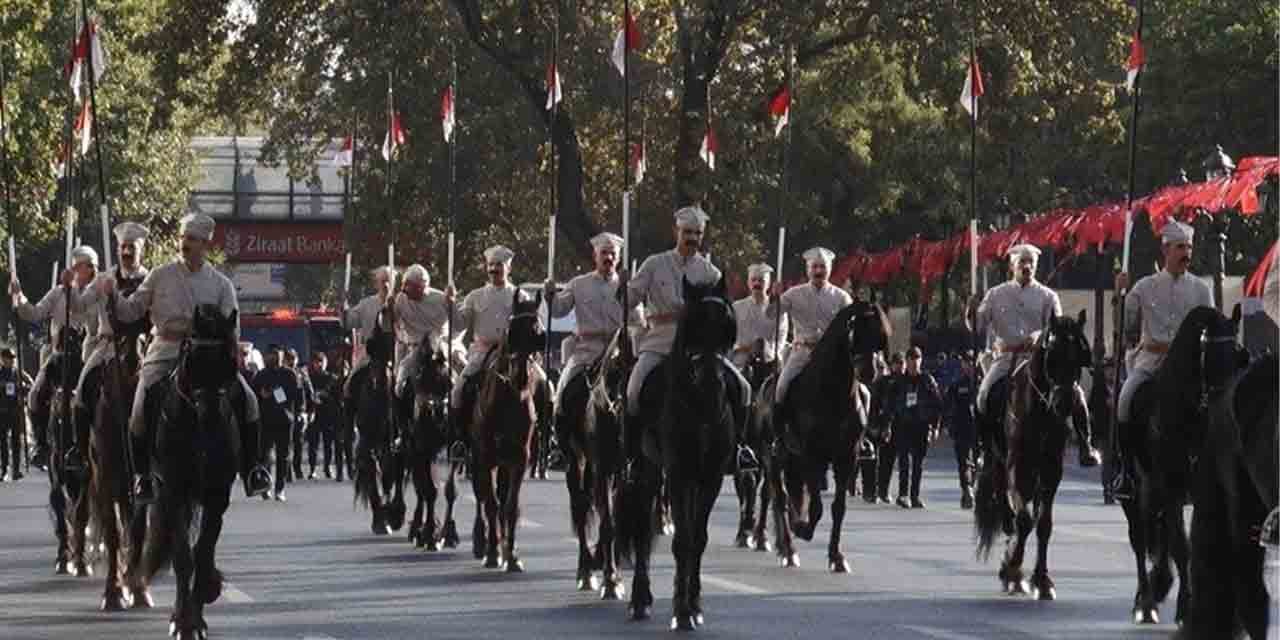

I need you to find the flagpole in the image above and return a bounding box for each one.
[967,0,981,358]
[1111,0,1144,469]
[544,11,558,392]
[0,36,26,470]
[772,49,793,375]
[79,0,110,269]
[446,41,460,455]
[620,0,632,430]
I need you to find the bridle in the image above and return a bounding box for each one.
[1199,328,1238,411]
[1027,325,1082,420]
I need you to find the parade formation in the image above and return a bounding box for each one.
[0,1,1277,640]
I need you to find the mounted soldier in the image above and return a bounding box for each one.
[967,243,1101,468]
[90,213,271,502]
[389,264,452,432]
[732,263,787,374]
[68,222,151,473]
[545,232,624,456]
[1110,221,1214,499]
[342,266,394,430]
[626,207,753,463]
[10,245,99,469]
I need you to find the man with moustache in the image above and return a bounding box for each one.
[732,264,787,372]
[449,246,544,458]
[343,266,394,431]
[10,245,99,470]
[67,222,151,472]
[545,232,624,456]
[769,247,852,449]
[92,213,270,502]
[967,244,1101,468]
[1110,221,1214,499]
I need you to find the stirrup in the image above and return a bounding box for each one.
[63,447,87,474]
[1109,470,1135,501]
[736,444,760,472]
[132,473,162,505]
[244,465,272,498]
[448,441,469,464]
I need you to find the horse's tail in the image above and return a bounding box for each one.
[353,455,377,509]
[614,463,653,566]
[135,501,175,582]
[973,458,1004,561]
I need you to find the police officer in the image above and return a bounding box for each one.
[873,352,906,504]
[948,354,978,509]
[1111,220,1214,499]
[284,347,312,481]
[306,351,341,480]
[252,344,301,501]
[0,348,31,481]
[887,347,942,509]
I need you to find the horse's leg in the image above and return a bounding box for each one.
[1168,491,1192,625]
[626,460,656,621]
[471,455,487,560]
[504,463,526,573]
[798,462,825,542]
[1030,466,1062,601]
[189,485,231,640]
[49,480,71,574]
[689,475,722,627]
[477,465,501,568]
[409,453,427,547]
[70,482,92,577]
[1001,496,1033,596]
[169,503,194,638]
[733,468,754,548]
[1121,497,1158,623]
[752,456,772,552]
[421,460,441,551]
[1188,464,1234,636]
[772,459,799,567]
[568,454,595,589]
[828,460,851,574]
[668,476,694,631]
[124,501,154,608]
[99,499,128,611]
[442,462,460,549]
[596,467,624,600]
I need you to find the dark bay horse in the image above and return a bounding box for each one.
[973,311,1092,600]
[133,306,243,640]
[1119,305,1242,625]
[734,340,774,552]
[1185,351,1276,639]
[617,274,740,630]
[765,300,888,571]
[88,329,150,610]
[469,291,546,572]
[47,325,90,577]
[561,329,632,598]
[405,342,461,551]
[353,309,406,535]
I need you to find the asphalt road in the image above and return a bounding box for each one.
[0,445,1189,640]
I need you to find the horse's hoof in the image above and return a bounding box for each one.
[577,575,599,592]
[734,533,750,549]
[505,558,525,573]
[828,557,850,574]
[601,582,625,600]
[1007,579,1030,596]
[54,559,70,575]
[670,615,697,631]
[752,537,773,553]
[778,553,800,569]
[442,521,460,549]
[662,522,676,537]
[1032,575,1056,601]
[483,555,500,569]
[100,589,128,612]
[628,605,651,621]
[693,611,705,626]
[1037,586,1057,601]
[128,587,154,609]
[1133,607,1159,625]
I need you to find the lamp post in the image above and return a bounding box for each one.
[1202,145,1234,310]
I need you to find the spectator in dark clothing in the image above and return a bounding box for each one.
[948,359,978,509]
[284,348,313,481]
[873,352,907,504]
[887,347,943,509]
[306,352,341,479]
[0,349,32,481]
[252,345,301,501]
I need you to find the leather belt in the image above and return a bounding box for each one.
[576,331,610,340]
[155,329,190,342]
[792,339,818,349]
[999,343,1032,354]
[647,313,679,325]
[1141,341,1170,354]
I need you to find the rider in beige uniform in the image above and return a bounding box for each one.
[1110,221,1214,498]
[732,263,787,371]
[342,266,392,401]
[771,247,851,408]
[389,264,451,420]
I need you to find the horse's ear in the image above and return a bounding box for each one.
[1231,302,1242,325]
[1077,308,1087,329]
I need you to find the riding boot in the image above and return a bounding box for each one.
[131,426,161,505]
[448,381,472,463]
[31,404,50,469]
[64,405,91,475]
[1070,387,1102,468]
[1108,421,1136,501]
[240,419,272,498]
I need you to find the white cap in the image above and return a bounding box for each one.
[179,213,216,241]
[403,264,429,284]
[1161,220,1194,245]
[591,232,624,252]
[1008,244,1042,261]
[112,221,149,244]
[673,206,710,231]
[71,245,99,267]
[371,265,394,281]
[803,247,835,266]
[747,263,774,278]
[484,245,514,264]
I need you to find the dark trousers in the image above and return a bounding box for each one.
[263,417,291,493]
[896,423,930,499]
[291,417,305,477]
[875,432,898,499]
[307,416,335,473]
[0,409,20,473]
[952,420,976,491]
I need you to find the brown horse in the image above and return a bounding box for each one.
[87,329,151,610]
[973,311,1092,600]
[469,291,546,571]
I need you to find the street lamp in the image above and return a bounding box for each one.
[1173,168,1189,185]
[1200,145,1233,309]
[1202,144,1235,181]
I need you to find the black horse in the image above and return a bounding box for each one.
[469,291,546,572]
[617,274,740,630]
[763,300,888,571]
[1184,351,1277,639]
[973,311,1092,600]
[1119,305,1242,626]
[133,305,244,640]
[353,308,406,535]
[734,340,774,552]
[404,342,461,551]
[46,324,89,577]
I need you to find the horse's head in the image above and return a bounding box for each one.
[59,325,86,365]
[413,342,452,398]
[184,305,239,394]
[1037,310,1092,415]
[1200,304,1242,396]
[848,301,891,384]
[496,290,544,391]
[679,274,736,356]
[367,307,395,364]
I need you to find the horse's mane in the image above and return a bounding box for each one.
[807,303,861,379]
[1155,305,1224,390]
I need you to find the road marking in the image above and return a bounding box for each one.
[700,574,768,595]
[302,635,341,640]
[899,624,988,640]
[223,582,253,603]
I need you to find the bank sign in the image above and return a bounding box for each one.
[212,222,344,263]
